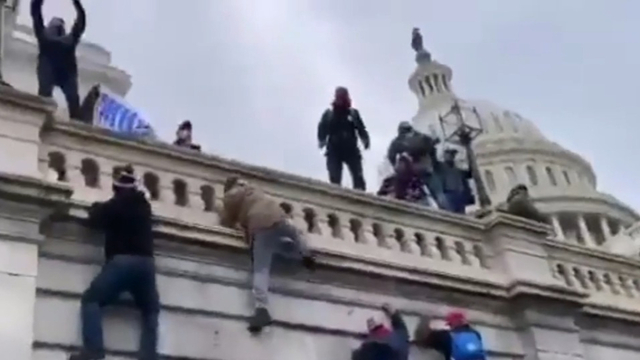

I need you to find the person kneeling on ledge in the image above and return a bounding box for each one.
[220,176,317,333]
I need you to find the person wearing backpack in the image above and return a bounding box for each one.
[413,310,486,360]
[317,86,370,191]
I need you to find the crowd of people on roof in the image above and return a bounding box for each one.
[30,0,550,359]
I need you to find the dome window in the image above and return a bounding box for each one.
[484,170,496,193]
[546,167,557,186]
[505,166,517,184]
[526,165,538,186]
[563,170,572,185]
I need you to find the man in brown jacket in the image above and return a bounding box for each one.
[220,176,316,333]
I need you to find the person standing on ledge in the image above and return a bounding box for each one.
[69,165,159,360]
[173,120,201,151]
[31,0,86,120]
[220,176,317,333]
[318,86,370,191]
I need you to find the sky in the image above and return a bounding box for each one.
[19,0,640,212]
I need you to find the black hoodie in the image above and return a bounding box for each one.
[87,189,154,261]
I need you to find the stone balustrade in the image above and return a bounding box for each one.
[39,119,504,285]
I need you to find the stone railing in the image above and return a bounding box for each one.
[39,118,505,288]
[546,239,640,321]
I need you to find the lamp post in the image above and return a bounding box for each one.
[0,0,17,86]
[438,100,492,209]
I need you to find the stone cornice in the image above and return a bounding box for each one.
[0,86,56,115]
[0,172,72,206]
[483,211,553,236]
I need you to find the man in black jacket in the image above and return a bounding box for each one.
[318,87,370,190]
[69,165,159,360]
[31,0,86,120]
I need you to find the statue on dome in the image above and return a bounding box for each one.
[31,0,86,120]
[411,27,432,64]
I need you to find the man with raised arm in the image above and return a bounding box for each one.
[220,176,316,333]
[352,303,410,360]
[31,0,86,120]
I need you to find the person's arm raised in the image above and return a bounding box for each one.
[30,0,45,40]
[381,303,408,337]
[70,0,87,42]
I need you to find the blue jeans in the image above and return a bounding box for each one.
[252,220,311,309]
[80,255,159,360]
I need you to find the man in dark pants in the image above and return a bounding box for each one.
[69,165,159,360]
[440,148,474,214]
[318,87,370,190]
[31,0,86,120]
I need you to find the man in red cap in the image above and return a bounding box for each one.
[414,310,486,360]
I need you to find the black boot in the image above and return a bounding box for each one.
[248,307,273,334]
[302,255,317,271]
[68,350,104,360]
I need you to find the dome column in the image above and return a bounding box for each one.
[577,214,595,247]
[551,215,565,241]
[600,216,612,241]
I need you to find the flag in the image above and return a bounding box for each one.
[94,89,156,139]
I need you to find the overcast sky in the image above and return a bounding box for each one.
[20,0,640,212]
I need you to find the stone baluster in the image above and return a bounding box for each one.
[448,240,464,264]
[577,214,595,247]
[465,243,481,267]
[600,216,612,242]
[335,212,355,243]
[288,206,309,233]
[358,219,378,246]
[551,215,565,241]
[403,231,421,255]
[314,209,334,239]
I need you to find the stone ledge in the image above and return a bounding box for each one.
[0,86,56,115]
[0,172,72,207]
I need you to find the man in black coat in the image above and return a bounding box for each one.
[318,86,370,190]
[31,0,86,120]
[69,165,159,360]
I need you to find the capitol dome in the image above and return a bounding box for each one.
[386,57,640,251]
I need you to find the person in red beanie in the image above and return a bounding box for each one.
[413,310,486,360]
[317,86,370,190]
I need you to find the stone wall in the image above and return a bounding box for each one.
[0,87,639,359]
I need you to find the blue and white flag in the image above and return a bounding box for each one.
[94,90,156,139]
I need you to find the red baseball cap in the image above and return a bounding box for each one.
[445,310,467,327]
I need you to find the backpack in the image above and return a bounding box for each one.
[450,330,485,360]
